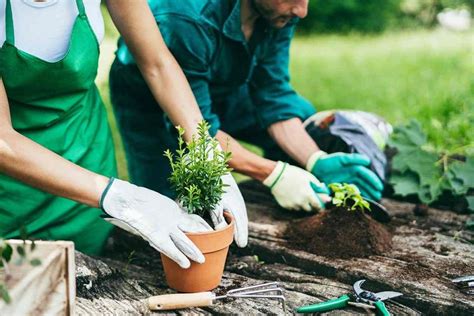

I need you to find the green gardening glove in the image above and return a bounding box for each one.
[306,151,384,201]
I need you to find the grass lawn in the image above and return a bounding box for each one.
[97,21,474,180]
[290,29,474,154]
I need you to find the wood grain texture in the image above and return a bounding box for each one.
[74,181,473,315]
[0,240,75,315]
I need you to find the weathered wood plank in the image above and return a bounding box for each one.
[74,181,473,315]
[75,251,418,315]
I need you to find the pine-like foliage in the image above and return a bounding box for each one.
[164,121,232,216]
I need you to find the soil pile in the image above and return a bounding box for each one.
[287,207,392,258]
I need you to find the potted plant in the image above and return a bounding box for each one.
[288,183,392,259]
[162,121,234,292]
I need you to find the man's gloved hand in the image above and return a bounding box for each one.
[306,151,384,201]
[263,161,331,212]
[209,173,248,248]
[100,178,212,269]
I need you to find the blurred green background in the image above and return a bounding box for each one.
[97,1,474,180]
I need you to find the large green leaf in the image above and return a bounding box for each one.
[389,171,420,197]
[466,196,474,213]
[447,157,474,195]
[388,119,427,150]
[388,120,470,205]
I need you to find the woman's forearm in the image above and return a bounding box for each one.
[0,129,109,207]
[106,0,203,141]
[139,58,204,139]
[0,79,108,207]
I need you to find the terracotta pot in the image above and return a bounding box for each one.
[160,212,234,292]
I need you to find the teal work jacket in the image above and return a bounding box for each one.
[116,0,315,136]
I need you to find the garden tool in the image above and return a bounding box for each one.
[296,279,402,316]
[364,198,391,223]
[147,282,286,311]
[452,275,474,295]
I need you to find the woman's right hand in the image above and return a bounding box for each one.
[100,178,212,268]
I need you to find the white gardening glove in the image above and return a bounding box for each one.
[209,173,248,247]
[100,178,212,269]
[263,161,331,212]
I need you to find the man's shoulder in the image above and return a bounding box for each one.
[149,0,228,25]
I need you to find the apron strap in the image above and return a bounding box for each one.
[75,0,86,18]
[5,0,14,44]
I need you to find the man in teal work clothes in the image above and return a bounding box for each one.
[109,0,384,213]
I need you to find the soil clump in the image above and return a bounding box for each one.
[287,207,393,258]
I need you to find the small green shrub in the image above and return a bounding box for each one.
[164,121,232,216]
[329,183,371,211]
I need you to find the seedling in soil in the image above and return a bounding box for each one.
[288,183,391,259]
[164,120,232,217]
[329,183,371,212]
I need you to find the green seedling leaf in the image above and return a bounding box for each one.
[329,183,371,212]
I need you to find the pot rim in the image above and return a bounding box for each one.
[184,211,234,237]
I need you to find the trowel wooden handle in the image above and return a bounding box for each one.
[147,292,215,310]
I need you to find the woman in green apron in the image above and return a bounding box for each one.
[0,0,247,269]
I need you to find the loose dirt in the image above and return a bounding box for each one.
[287,207,393,258]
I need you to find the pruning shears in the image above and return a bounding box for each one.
[296,280,403,315]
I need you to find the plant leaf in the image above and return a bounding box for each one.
[389,171,420,197]
[30,258,41,266]
[0,243,13,266]
[0,284,11,304]
[16,245,25,257]
[447,158,474,195]
[466,196,474,213]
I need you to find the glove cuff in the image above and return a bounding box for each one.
[100,178,137,221]
[99,177,116,211]
[305,150,328,172]
[263,161,287,189]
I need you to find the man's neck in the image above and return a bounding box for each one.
[241,0,260,41]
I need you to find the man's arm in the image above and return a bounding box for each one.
[247,22,322,167]
[267,117,319,166]
[216,130,276,182]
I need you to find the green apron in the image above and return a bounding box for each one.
[0,0,116,254]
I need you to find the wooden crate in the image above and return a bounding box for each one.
[0,240,75,315]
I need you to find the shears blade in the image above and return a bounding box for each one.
[353,280,402,302]
[375,291,403,301]
[353,279,366,296]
